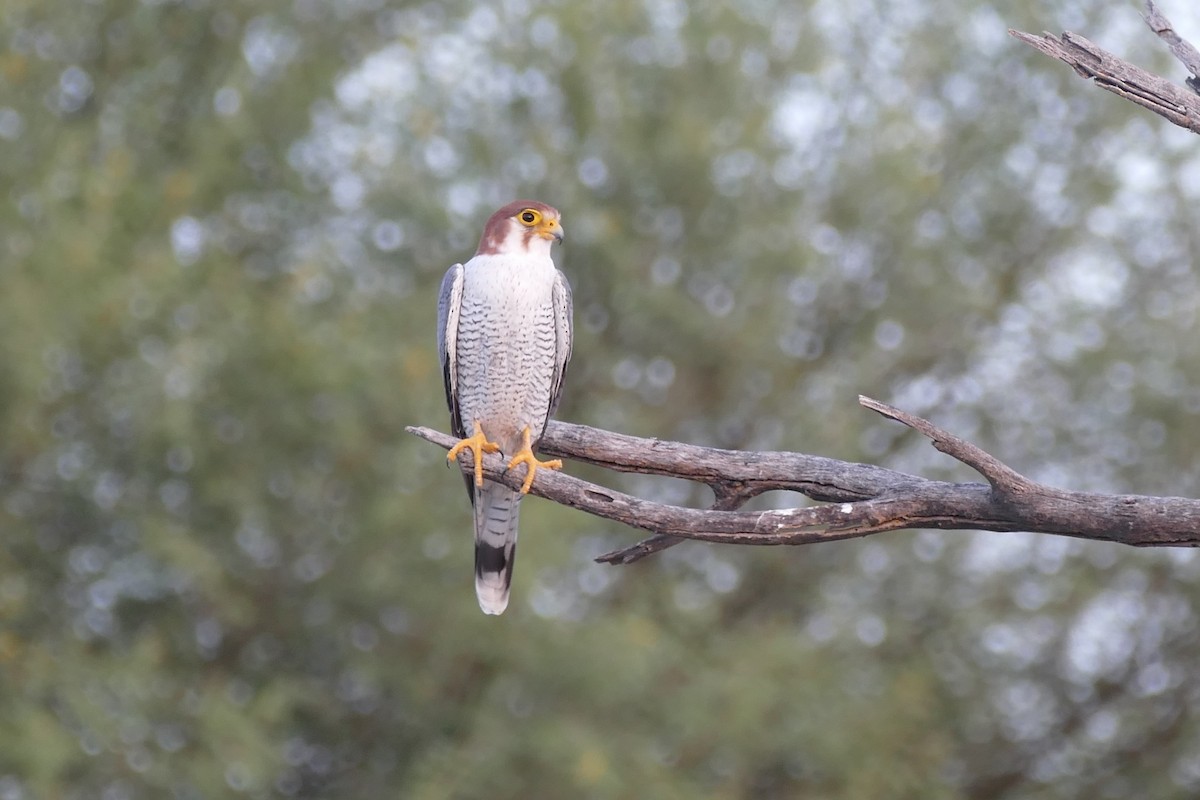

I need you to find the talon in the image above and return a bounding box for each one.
[447,421,501,487]
[505,426,562,494]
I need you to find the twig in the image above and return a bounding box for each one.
[596,482,761,566]
[858,396,1035,496]
[1144,0,1200,93]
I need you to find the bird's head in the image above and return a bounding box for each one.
[475,200,564,257]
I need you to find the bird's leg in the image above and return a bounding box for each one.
[446,421,501,488]
[505,426,562,494]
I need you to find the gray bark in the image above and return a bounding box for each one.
[408,396,1200,566]
[1011,1,1200,132]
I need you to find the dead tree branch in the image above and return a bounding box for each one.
[1010,2,1200,133]
[407,396,1200,566]
[1144,0,1200,92]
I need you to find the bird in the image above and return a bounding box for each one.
[437,200,573,615]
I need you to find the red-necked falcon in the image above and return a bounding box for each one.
[437,201,572,615]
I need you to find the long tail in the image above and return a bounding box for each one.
[473,482,523,615]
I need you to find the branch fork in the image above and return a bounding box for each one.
[407,396,1200,565]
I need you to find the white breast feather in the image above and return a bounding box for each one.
[455,252,561,454]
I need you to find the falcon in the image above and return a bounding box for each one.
[437,200,573,615]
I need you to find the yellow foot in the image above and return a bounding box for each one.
[506,426,562,494]
[447,421,501,488]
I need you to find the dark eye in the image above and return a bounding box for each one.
[521,211,537,223]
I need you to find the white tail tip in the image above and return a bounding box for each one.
[475,577,510,615]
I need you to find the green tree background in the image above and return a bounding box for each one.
[3,0,1200,796]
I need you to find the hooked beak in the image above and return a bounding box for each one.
[541,219,565,244]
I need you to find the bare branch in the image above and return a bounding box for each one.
[596,482,762,566]
[858,396,1035,496]
[407,397,1200,564]
[1144,0,1200,92]
[1009,25,1200,134]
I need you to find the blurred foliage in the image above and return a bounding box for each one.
[3,0,1200,797]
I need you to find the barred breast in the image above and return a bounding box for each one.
[455,252,560,456]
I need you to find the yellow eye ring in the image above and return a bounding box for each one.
[519,209,542,226]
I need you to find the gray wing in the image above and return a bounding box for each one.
[436,263,465,438]
[545,268,573,425]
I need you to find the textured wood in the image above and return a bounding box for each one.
[1144,0,1200,92]
[407,396,1200,566]
[1011,5,1200,134]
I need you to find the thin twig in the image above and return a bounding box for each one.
[1144,0,1200,93]
[596,482,763,565]
[858,396,1035,495]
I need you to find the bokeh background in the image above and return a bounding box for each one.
[4,0,1200,797]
